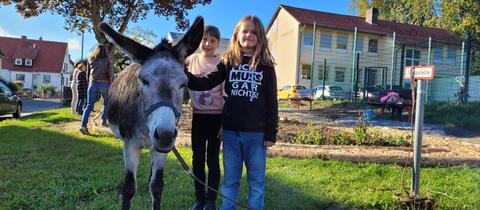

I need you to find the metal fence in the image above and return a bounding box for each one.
[301,26,477,103]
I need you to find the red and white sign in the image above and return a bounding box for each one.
[404,66,435,80]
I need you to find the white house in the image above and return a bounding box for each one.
[0,36,73,93]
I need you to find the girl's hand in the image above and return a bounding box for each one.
[264,141,275,148]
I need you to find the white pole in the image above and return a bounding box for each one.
[412,73,425,197]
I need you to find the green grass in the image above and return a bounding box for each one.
[425,103,480,132]
[0,109,479,209]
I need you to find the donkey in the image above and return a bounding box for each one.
[98,17,203,210]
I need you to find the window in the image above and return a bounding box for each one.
[15,74,25,82]
[43,75,51,84]
[301,64,312,79]
[447,48,456,65]
[368,39,378,55]
[406,49,421,66]
[303,32,313,48]
[334,67,346,82]
[355,36,363,53]
[15,58,23,66]
[0,82,12,94]
[433,47,443,64]
[317,65,329,81]
[25,59,32,66]
[336,34,348,53]
[320,32,332,51]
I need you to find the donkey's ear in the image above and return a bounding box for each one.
[98,22,155,63]
[173,16,204,61]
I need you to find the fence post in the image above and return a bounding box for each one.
[322,58,326,100]
[310,21,317,89]
[464,33,472,103]
[426,37,432,103]
[390,32,396,90]
[351,27,357,101]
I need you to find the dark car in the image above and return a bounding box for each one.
[0,81,22,118]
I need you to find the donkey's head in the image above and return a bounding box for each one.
[99,17,203,153]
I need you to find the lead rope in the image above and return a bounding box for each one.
[171,147,254,210]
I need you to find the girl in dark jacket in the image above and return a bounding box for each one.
[76,62,88,115]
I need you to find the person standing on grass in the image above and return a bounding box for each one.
[70,63,81,113]
[186,15,278,210]
[76,62,88,115]
[187,25,224,210]
[80,44,113,135]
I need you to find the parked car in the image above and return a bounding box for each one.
[0,81,22,118]
[312,85,347,99]
[277,85,314,100]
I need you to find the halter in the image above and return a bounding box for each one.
[144,101,180,120]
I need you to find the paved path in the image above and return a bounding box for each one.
[0,98,62,120]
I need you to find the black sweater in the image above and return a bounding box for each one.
[186,56,278,142]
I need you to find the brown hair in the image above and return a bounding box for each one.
[75,62,84,69]
[89,44,108,61]
[204,25,220,41]
[223,15,275,69]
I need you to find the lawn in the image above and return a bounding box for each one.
[0,109,479,209]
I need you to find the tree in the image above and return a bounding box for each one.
[0,0,211,54]
[112,26,157,73]
[348,0,439,27]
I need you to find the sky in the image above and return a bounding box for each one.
[0,0,350,61]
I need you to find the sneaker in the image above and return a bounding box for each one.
[79,127,90,135]
[204,200,217,210]
[190,201,204,210]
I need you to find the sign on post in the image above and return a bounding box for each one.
[403,65,435,198]
[404,66,435,80]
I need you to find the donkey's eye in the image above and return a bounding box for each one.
[179,83,187,89]
[140,78,149,86]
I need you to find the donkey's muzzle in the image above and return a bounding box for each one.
[153,128,178,153]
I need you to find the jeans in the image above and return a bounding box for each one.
[220,130,266,210]
[76,98,86,115]
[191,114,222,203]
[81,82,109,127]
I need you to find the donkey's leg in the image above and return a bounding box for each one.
[120,141,141,210]
[149,149,168,210]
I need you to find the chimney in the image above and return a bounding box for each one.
[39,36,43,41]
[365,8,379,25]
[21,35,27,40]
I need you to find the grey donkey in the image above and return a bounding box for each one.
[98,17,204,210]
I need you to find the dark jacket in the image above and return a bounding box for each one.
[76,71,88,99]
[186,56,278,142]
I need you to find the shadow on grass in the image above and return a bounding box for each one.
[20,112,77,124]
[0,125,336,209]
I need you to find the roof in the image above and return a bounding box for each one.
[267,5,464,45]
[0,36,68,73]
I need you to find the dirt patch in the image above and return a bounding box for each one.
[49,108,480,167]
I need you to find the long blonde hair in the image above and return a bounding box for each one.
[223,15,275,69]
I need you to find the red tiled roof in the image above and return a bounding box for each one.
[268,5,463,45]
[0,36,68,73]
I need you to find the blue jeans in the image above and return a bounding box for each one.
[220,130,266,210]
[81,82,109,127]
[76,98,86,114]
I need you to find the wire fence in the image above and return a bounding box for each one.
[297,27,478,103]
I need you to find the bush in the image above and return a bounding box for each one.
[12,80,24,91]
[292,118,411,147]
[38,84,57,97]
